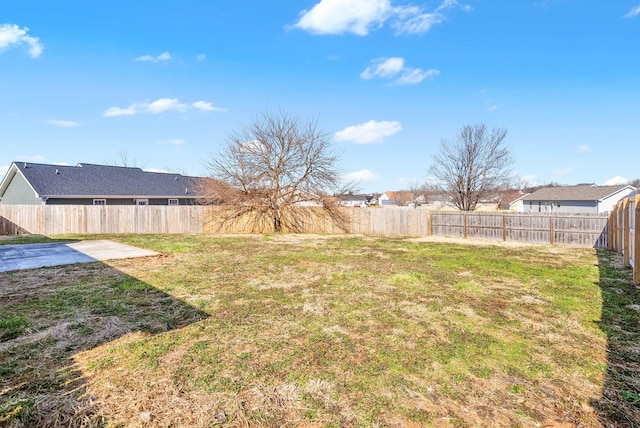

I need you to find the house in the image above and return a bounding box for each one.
[497,190,530,211]
[522,184,636,214]
[0,161,203,206]
[378,191,414,207]
[336,194,376,207]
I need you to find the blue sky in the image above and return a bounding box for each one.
[1,0,639,193]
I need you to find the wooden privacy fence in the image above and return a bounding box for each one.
[430,211,609,248]
[608,192,640,284]
[0,205,211,235]
[0,205,608,248]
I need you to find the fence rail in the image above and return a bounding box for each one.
[0,205,609,248]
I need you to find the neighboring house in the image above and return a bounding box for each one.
[336,194,376,208]
[378,191,414,207]
[498,190,530,212]
[522,184,636,214]
[0,161,203,205]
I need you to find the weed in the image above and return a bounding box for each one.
[621,390,640,403]
[0,315,29,341]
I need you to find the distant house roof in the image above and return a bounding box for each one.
[336,194,373,202]
[498,190,529,208]
[381,191,414,201]
[0,162,203,199]
[522,185,635,202]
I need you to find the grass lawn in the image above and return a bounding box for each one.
[1,234,638,427]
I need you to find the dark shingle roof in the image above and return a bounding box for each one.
[13,162,202,198]
[522,185,633,202]
[337,194,373,202]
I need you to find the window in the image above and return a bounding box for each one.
[168,199,179,206]
[136,199,149,206]
[93,199,106,205]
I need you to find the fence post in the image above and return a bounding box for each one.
[549,215,555,245]
[608,204,617,251]
[502,214,507,242]
[463,212,468,238]
[635,195,640,285]
[623,198,631,266]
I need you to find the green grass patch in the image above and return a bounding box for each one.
[0,315,30,341]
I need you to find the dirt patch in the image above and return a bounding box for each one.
[404,235,544,248]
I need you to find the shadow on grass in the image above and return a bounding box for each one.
[0,258,209,427]
[593,249,640,427]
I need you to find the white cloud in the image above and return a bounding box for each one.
[396,67,439,84]
[46,120,80,128]
[104,105,140,117]
[104,98,224,117]
[344,169,379,183]
[624,5,640,18]
[603,176,630,186]
[147,98,187,114]
[361,57,405,79]
[392,0,458,34]
[192,100,228,112]
[462,5,473,12]
[576,144,590,153]
[334,120,402,144]
[361,57,438,85]
[293,0,393,35]
[392,11,443,34]
[144,168,171,173]
[0,24,43,58]
[135,52,172,62]
[293,0,464,36]
[197,53,207,61]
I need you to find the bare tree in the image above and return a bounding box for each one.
[407,181,439,207]
[428,124,514,211]
[201,110,352,233]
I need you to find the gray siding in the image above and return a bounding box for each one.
[46,198,197,205]
[524,200,598,214]
[0,172,41,205]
